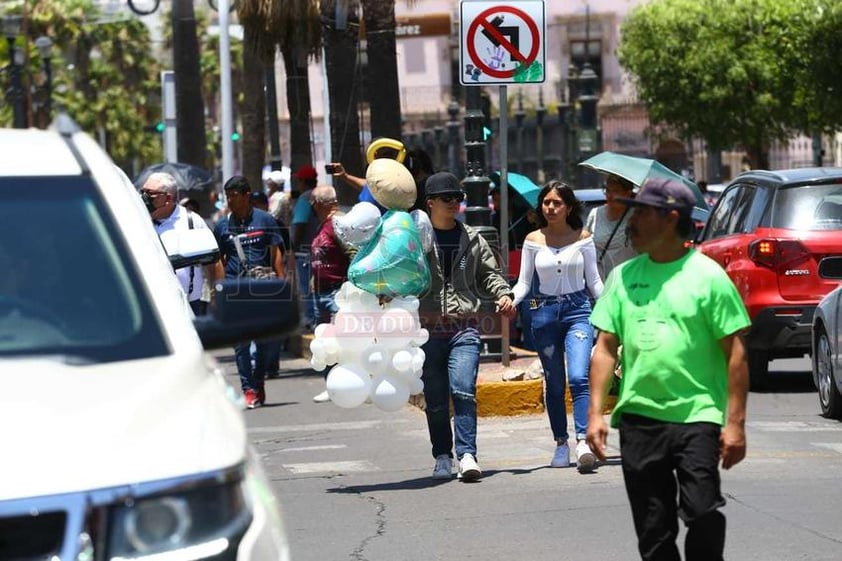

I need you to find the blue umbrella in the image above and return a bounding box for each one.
[489,171,541,208]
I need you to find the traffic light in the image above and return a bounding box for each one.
[231,131,241,142]
[143,121,165,134]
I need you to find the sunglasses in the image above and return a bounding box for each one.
[433,193,465,203]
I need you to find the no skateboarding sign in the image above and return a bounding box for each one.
[460,0,546,85]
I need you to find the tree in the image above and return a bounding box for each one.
[239,0,321,184]
[321,0,364,205]
[618,0,842,169]
[172,0,208,167]
[1,0,162,172]
[362,0,401,140]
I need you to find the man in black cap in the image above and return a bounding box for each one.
[419,171,515,482]
[586,177,751,561]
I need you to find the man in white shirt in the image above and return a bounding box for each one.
[141,172,219,315]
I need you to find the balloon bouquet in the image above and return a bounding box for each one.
[308,139,434,412]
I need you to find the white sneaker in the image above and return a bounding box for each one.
[457,453,482,481]
[551,441,570,468]
[576,439,596,473]
[432,454,453,480]
[313,390,331,403]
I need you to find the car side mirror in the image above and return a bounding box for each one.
[194,278,300,348]
[160,228,220,269]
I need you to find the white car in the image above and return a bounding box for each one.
[0,117,297,560]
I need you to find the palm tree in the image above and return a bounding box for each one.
[362,0,401,140]
[239,0,321,186]
[320,0,364,205]
[172,0,208,167]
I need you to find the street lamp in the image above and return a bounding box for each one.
[536,88,546,183]
[569,61,600,187]
[3,15,25,129]
[35,36,53,126]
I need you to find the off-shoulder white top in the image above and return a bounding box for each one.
[512,237,604,306]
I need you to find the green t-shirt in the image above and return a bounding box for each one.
[591,249,751,427]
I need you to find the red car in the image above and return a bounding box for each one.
[696,167,842,389]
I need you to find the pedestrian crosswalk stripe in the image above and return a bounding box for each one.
[248,419,410,434]
[274,444,347,453]
[811,442,842,454]
[747,421,842,432]
[282,461,378,474]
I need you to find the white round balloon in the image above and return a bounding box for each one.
[326,364,372,409]
[408,377,424,395]
[371,375,410,412]
[392,350,413,372]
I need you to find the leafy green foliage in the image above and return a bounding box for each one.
[1,0,163,169]
[618,0,842,165]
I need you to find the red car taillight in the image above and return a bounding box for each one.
[748,238,810,269]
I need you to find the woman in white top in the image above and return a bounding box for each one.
[511,181,604,472]
[582,174,638,280]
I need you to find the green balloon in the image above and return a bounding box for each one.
[348,210,431,297]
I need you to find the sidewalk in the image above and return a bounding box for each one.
[287,334,616,417]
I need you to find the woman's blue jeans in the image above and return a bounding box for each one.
[421,327,481,460]
[529,289,594,442]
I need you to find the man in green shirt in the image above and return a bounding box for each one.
[587,177,750,561]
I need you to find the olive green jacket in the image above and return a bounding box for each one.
[419,222,512,322]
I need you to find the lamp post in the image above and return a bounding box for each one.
[446,99,461,175]
[570,61,599,188]
[514,90,525,173]
[3,15,25,129]
[536,88,546,184]
[557,82,571,182]
[35,36,53,126]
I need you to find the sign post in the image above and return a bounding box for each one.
[459,1,545,365]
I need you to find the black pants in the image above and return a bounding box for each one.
[619,414,726,561]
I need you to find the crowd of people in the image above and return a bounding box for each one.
[141,149,750,561]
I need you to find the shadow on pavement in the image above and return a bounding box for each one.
[754,369,815,394]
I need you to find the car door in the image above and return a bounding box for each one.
[698,184,744,268]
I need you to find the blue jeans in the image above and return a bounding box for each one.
[313,289,340,326]
[235,340,272,391]
[295,252,315,328]
[530,289,594,442]
[421,327,481,460]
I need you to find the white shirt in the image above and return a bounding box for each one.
[585,206,637,280]
[155,204,208,302]
[512,237,603,306]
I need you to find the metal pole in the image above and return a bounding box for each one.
[447,100,460,175]
[499,85,510,366]
[6,38,26,129]
[219,0,234,183]
[42,55,52,124]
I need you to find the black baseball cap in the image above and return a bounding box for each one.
[425,172,464,198]
[617,177,695,213]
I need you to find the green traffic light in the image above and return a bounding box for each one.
[483,126,492,140]
[155,121,165,133]
[231,132,241,142]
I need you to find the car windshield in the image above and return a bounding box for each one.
[773,183,842,230]
[0,176,167,362]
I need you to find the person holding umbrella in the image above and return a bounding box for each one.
[511,181,604,472]
[582,174,638,280]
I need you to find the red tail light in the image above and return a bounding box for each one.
[748,239,810,269]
